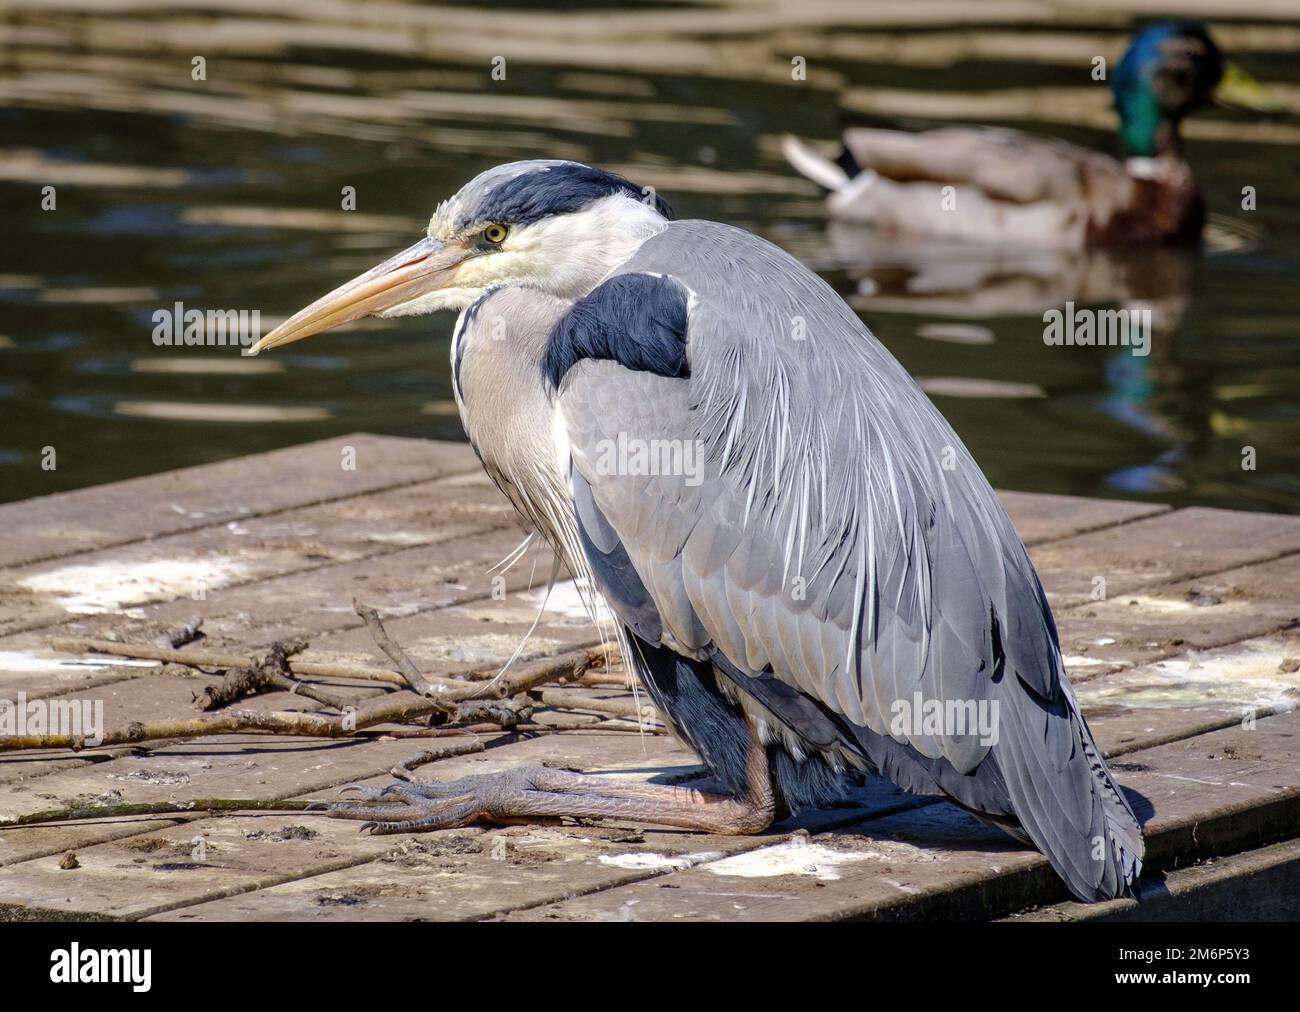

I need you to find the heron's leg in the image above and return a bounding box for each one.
[317,729,776,836]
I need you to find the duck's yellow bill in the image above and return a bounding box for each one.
[1214,61,1286,113]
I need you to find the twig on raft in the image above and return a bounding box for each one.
[48,636,464,691]
[0,692,448,752]
[49,637,625,701]
[25,636,644,753]
[494,646,617,696]
[192,665,270,710]
[1,798,313,828]
[530,689,660,724]
[454,643,621,682]
[570,672,633,688]
[353,599,444,698]
[389,739,486,781]
[192,640,358,713]
[0,695,660,753]
[379,724,501,739]
[586,720,667,734]
[453,696,534,729]
[515,714,666,734]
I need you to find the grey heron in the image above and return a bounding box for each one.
[250,160,1144,902]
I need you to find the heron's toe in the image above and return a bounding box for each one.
[337,783,386,799]
[315,777,485,833]
[357,799,481,835]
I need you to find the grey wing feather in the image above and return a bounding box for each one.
[571,469,662,643]
[557,220,1142,900]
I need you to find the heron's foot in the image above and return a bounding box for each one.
[312,768,541,835]
[314,762,777,836]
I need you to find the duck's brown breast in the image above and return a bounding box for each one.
[1086,163,1204,245]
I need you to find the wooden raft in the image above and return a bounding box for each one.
[0,434,1298,922]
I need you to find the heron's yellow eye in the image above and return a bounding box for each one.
[482,223,509,245]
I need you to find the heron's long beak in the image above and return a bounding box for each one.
[1213,61,1286,113]
[248,236,468,354]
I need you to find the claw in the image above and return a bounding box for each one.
[323,801,421,821]
[339,783,387,799]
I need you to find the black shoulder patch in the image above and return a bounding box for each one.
[544,273,690,389]
[469,164,673,229]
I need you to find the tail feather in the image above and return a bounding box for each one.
[782,135,852,191]
[821,676,1142,902]
[836,673,1143,900]
[1077,702,1145,896]
[992,677,1144,902]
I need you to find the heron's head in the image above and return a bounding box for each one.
[1113,22,1281,157]
[249,160,672,354]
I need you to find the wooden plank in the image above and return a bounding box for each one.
[0,525,554,698]
[0,507,555,705]
[499,709,1300,921]
[0,656,160,706]
[0,735,438,827]
[0,434,478,569]
[0,471,517,640]
[0,731,483,868]
[0,580,625,823]
[996,490,1169,547]
[0,817,190,871]
[1007,835,1300,921]
[0,672,370,786]
[0,731,704,918]
[283,579,605,675]
[93,525,544,651]
[148,777,926,923]
[1056,554,1300,676]
[0,814,403,921]
[1076,629,1300,736]
[1028,507,1300,609]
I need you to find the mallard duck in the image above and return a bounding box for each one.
[784,22,1280,248]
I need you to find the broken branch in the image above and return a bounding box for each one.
[1,798,313,828]
[390,738,486,780]
[194,640,354,712]
[531,689,660,723]
[0,690,456,752]
[49,636,473,695]
[353,599,446,698]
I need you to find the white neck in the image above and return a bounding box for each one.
[394,194,668,319]
[511,193,669,300]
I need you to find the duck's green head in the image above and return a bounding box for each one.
[1113,21,1280,157]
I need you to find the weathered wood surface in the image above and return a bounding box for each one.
[1,434,1298,921]
[1007,835,1300,922]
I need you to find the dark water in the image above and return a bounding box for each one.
[2,2,1298,512]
